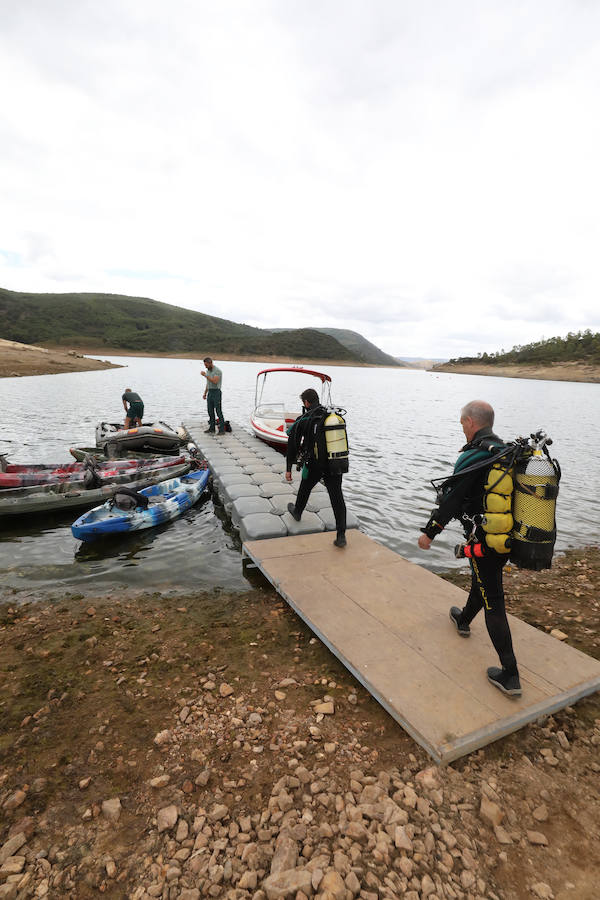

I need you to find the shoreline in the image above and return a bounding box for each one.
[0,339,122,378]
[432,360,600,384]
[0,545,598,897]
[53,345,411,369]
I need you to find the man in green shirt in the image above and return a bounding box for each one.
[122,389,144,428]
[201,358,225,434]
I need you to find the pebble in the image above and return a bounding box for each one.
[479,796,504,827]
[531,883,554,899]
[157,805,178,833]
[2,791,26,811]
[101,797,122,823]
[527,830,549,846]
[0,834,27,865]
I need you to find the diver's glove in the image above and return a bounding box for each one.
[421,511,444,540]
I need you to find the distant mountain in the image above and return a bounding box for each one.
[396,356,447,370]
[314,328,404,367]
[0,288,357,362]
[398,356,447,363]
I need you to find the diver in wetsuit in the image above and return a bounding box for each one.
[417,400,521,697]
[285,388,347,549]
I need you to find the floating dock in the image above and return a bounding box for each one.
[184,418,359,541]
[242,530,600,763]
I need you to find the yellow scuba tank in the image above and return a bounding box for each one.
[510,431,560,571]
[320,410,349,474]
[482,463,514,554]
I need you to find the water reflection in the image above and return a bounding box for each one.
[0,358,597,594]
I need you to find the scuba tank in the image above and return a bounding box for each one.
[510,431,560,571]
[442,429,560,570]
[322,410,349,474]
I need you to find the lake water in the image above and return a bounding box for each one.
[0,357,597,596]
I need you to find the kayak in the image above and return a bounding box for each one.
[0,462,191,519]
[0,455,186,489]
[71,469,210,541]
[96,421,184,454]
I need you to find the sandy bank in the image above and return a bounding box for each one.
[0,546,599,897]
[0,339,122,378]
[58,345,411,369]
[432,360,600,383]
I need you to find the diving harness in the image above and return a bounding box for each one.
[430,430,561,571]
[294,406,349,475]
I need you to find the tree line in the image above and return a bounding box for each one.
[448,330,600,366]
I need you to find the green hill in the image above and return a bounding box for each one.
[443,330,600,367]
[314,328,404,367]
[269,325,401,366]
[0,287,358,362]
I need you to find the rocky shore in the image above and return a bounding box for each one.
[1,547,599,899]
[0,340,121,378]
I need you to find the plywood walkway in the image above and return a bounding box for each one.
[243,530,600,763]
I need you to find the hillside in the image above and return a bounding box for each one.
[432,331,600,383]
[0,288,356,362]
[314,328,403,367]
[440,330,600,367]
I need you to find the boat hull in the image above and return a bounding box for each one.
[0,455,184,488]
[71,469,210,540]
[0,463,191,518]
[96,421,183,454]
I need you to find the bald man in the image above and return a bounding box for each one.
[418,400,521,697]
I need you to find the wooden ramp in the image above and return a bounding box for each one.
[243,530,600,763]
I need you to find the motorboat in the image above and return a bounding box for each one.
[71,468,210,541]
[95,421,185,455]
[250,366,332,450]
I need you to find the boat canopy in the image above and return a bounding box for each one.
[256,367,331,382]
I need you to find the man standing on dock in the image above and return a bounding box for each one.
[417,400,521,697]
[201,358,225,435]
[285,388,347,548]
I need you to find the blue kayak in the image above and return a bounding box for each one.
[71,469,210,541]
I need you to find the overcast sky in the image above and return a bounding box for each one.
[1,1,599,358]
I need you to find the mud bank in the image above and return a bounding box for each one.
[432,361,600,384]
[0,340,122,378]
[0,547,599,899]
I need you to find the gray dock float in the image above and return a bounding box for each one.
[242,530,600,764]
[184,418,359,541]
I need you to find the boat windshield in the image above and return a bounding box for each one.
[254,369,332,411]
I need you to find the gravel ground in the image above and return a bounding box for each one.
[1,546,599,899]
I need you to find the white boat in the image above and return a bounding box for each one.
[250,366,332,450]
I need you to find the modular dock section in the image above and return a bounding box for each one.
[242,530,600,763]
[184,418,359,541]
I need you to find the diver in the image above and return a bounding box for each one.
[285,388,348,548]
[417,400,522,697]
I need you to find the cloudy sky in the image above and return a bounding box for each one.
[1,1,599,358]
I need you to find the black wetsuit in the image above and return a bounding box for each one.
[422,426,518,676]
[286,403,347,538]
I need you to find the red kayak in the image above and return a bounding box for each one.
[0,455,186,489]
